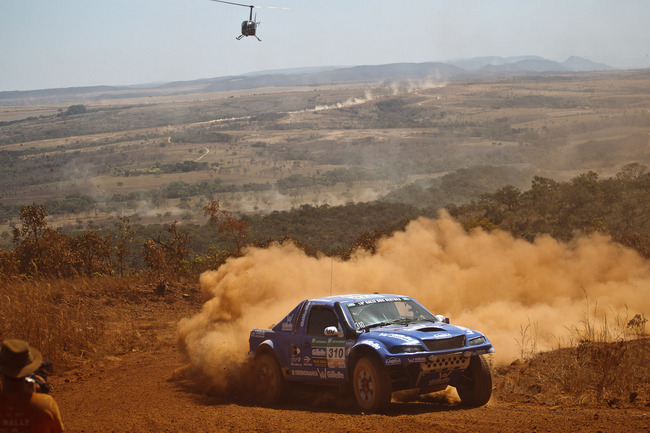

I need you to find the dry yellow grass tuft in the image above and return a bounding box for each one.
[497,309,649,408]
[0,275,200,370]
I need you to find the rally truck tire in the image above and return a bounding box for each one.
[353,356,392,413]
[254,353,284,406]
[456,355,492,407]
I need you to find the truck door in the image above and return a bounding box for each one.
[290,305,348,382]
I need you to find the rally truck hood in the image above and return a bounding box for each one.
[356,321,491,354]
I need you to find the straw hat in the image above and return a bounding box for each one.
[0,339,43,378]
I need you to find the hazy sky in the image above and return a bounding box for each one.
[2,0,649,92]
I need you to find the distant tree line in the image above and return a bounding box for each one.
[124,160,210,176]
[0,201,250,281]
[1,165,649,282]
[60,104,87,116]
[276,167,382,192]
[448,163,650,258]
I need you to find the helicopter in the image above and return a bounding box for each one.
[210,0,290,41]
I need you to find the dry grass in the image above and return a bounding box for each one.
[0,275,200,370]
[498,307,649,408]
[0,276,105,367]
[497,338,650,408]
[2,273,648,409]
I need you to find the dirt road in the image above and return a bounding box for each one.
[50,346,649,433]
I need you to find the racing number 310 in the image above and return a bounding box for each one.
[328,347,344,359]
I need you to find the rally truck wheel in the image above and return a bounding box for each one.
[254,353,284,406]
[353,356,392,413]
[456,355,492,407]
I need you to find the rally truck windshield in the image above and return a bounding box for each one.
[344,296,438,330]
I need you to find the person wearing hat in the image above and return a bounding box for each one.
[0,339,64,433]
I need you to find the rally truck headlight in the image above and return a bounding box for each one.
[468,336,486,346]
[390,345,425,354]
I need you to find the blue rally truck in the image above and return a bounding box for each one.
[249,293,494,412]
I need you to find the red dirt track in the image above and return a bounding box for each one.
[39,285,649,433]
[50,346,650,432]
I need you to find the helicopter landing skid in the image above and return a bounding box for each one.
[236,34,261,41]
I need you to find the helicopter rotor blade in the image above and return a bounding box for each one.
[209,0,290,9]
[210,0,254,8]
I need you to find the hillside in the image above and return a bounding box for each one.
[0,56,616,105]
[1,69,649,240]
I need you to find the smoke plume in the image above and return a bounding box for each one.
[176,211,649,392]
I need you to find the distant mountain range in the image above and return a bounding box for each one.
[0,56,623,105]
[447,55,614,73]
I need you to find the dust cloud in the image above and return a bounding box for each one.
[176,211,649,392]
[287,79,446,115]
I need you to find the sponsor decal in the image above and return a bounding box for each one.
[292,369,319,377]
[312,337,345,346]
[280,314,295,331]
[251,330,266,338]
[303,356,311,364]
[313,358,328,367]
[428,370,452,383]
[430,332,452,339]
[378,333,419,344]
[317,369,327,380]
[324,327,340,336]
[408,356,427,364]
[346,294,384,301]
[354,297,402,306]
[311,338,347,368]
[385,357,401,366]
[327,370,345,379]
[300,304,310,328]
